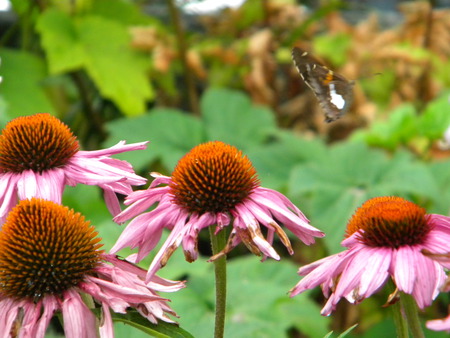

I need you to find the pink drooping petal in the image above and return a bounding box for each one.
[392,246,417,294]
[115,187,171,223]
[146,215,191,280]
[149,172,172,187]
[358,247,391,298]
[99,304,114,338]
[290,253,349,297]
[17,169,65,203]
[62,289,98,338]
[233,204,280,259]
[411,253,445,309]
[427,314,450,332]
[0,173,19,224]
[137,208,188,263]
[250,189,324,243]
[35,296,59,338]
[102,187,122,217]
[0,297,21,336]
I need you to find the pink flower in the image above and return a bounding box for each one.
[0,113,147,224]
[111,141,324,278]
[290,196,450,316]
[0,198,184,338]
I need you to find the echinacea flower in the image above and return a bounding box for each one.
[111,141,324,278]
[289,196,450,316]
[0,113,147,223]
[0,198,184,338]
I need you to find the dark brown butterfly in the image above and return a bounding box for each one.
[291,47,354,122]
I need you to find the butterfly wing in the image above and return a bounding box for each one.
[292,47,354,122]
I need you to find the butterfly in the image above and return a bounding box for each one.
[291,47,354,123]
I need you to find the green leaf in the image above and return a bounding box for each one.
[37,9,154,116]
[78,16,153,116]
[0,48,55,117]
[429,160,450,214]
[337,324,358,337]
[419,92,450,140]
[36,9,85,73]
[351,104,418,151]
[289,142,439,253]
[201,88,277,150]
[246,131,327,190]
[104,109,205,172]
[112,310,194,338]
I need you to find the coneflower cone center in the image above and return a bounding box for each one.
[0,199,103,301]
[170,141,260,213]
[345,196,430,248]
[0,113,79,173]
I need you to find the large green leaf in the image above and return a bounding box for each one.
[0,49,55,117]
[37,9,153,116]
[35,9,85,73]
[105,88,284,173]
[246,131,328,190]
[201,88,278,150]
[104,108,205,172]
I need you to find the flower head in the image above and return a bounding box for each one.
[0,113,147,223]
[289,196,450,316]
[0,198,183,338]
[111,141,324,278]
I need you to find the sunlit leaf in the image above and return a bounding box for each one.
[37,9,154,116]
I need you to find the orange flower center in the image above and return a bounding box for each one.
[170,141,260,213]
[345,196,430,248]
[0,198,103,301]
[0,113,79,174]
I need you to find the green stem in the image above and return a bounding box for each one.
[392,298,409,338]
[388,281,409,338]
[400,292,425,338]
[209,226,227,338]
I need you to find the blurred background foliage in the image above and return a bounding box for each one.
[1,0,450,337]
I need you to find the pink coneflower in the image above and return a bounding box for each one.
[290,196,450,316]
[0,113,147,223]
[111,141,324,278]
[0,198,184,338]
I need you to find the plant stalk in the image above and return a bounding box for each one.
[209,226,227,338]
